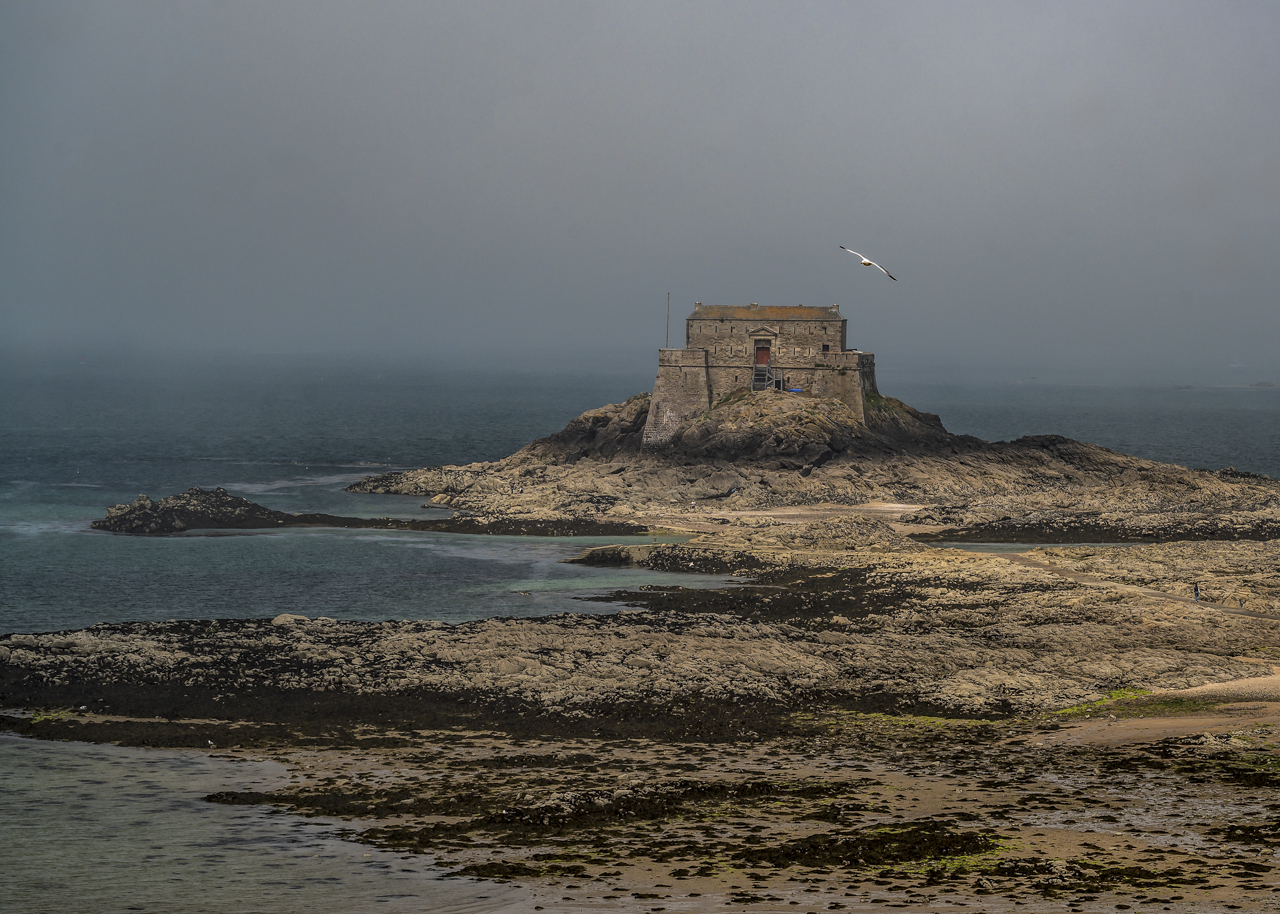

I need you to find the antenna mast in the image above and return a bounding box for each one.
[665,292,670,349]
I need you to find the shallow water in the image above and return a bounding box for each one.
[0,361,732,634]
[0,733,531,914]
[0,521,729,633]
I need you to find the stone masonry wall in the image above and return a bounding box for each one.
[641,349,712,448]
[856,352,879,396]
[643,308,878,448]
[811,367,867,423]
[688,317,847,369]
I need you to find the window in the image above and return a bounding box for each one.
[822,344,830,352]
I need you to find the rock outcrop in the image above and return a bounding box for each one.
[5,541,1277,719]
[91,488,297,534]
[569,515,921,572]
[346,390,1280,542]
[91,487,648,537]
[1030,540,1280,614]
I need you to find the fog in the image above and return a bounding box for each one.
[3,1,1278,384]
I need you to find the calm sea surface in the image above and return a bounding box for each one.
[0,359,730,634]
[2,356,1277,912]
[891,377,1280,479]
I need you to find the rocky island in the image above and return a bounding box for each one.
[347,387,1280,544]
[8,337,1280,910]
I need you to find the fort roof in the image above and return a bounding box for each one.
[689,304,841,321]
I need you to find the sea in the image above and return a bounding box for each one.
[2,354,1278,912]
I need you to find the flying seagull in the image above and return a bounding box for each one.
[838,245,897,281]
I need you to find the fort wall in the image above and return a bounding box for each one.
[811,367,867,422]
[688,316,847,364]
[642,304,878,448]
[641,348,712,448]
[856,352,879,397]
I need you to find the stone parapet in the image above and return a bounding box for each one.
[659,348,713,368]
[812,351,861,369]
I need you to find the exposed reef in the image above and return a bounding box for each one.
[8,697,1280,911]
[91,487,646,537]
[71,390,1280,725]
[6,537,1280,909]
[902,469,1280,543]
[6,538,1278,722]
[92,487,316,534]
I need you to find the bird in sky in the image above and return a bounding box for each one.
[838,245,897,281]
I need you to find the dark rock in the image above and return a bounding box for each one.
[91,487,649,537]
[91,488,295,535]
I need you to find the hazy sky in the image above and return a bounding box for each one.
[3,1,1278,382]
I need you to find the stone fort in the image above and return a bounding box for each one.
[642,302,878,448]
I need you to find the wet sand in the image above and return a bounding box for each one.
[226,696,1280,913]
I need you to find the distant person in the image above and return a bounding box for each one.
[1193,583,1200,602]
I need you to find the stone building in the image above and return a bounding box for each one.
[642,303,878,448]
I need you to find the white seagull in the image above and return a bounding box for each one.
[838,245,897,281]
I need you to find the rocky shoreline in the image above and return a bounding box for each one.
[345,391,1280,545]
[10,387,1280,909]
[6,535,1278,724]
[5,567,1280,911]
[91,388,1280,547]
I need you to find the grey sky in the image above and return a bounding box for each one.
[3,1,1278,382]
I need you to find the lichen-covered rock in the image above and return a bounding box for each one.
[1030,540,1280,614]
